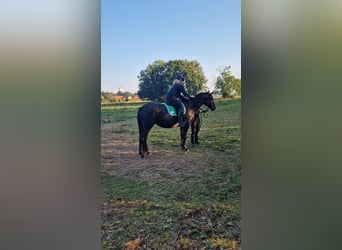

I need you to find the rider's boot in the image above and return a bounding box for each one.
[178,110,188,128]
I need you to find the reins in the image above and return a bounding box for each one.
[199,107,209,113]
[198,107,209,119]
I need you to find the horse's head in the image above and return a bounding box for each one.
[203,91,216,111]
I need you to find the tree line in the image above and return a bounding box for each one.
[137,59,240,101]
[102,59,241,103]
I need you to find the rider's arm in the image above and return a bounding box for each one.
[180,85,191,98]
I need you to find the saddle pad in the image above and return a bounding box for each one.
[163,102,186,116]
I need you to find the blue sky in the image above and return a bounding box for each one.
[101,0,240,93]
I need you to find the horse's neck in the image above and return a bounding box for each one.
[190,95,205,109]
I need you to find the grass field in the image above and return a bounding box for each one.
[101,103,145,122]
[101,99,241,249]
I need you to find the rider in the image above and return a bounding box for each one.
[165,74,192,128]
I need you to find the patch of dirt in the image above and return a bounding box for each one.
[101,120,218,182]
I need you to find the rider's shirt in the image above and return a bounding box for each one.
[166,83,191,100]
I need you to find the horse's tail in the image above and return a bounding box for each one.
[137,107,143,135]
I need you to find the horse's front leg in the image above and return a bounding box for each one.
[194,116,201,145]
[191,123,196,145]
[180,126,189,151]
[191,115,201,146]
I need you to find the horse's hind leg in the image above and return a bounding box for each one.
[139,134,150,157]
[138,136,144,158]
[138,128,151,157]
[138,112,150,157]
[142,131,150,156]
[139,126,152,157]
[137,105,155,157]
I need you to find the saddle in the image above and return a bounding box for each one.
[163,102,186,116]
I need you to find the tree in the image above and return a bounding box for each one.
[137,59,207,101]
[101,91,115,103]
[215,66,241,98]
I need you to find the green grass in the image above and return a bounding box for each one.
[110,124,137,134]
[101,99,241,249]
[101,104,142,122]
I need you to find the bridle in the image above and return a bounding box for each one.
[198,94,214,117]
[199,107,209,113]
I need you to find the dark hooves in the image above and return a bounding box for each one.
[139,151,151,158]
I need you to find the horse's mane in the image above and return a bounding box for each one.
[179,95,190,104]
[180,91,211,109]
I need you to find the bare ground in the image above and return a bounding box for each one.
[101,120,230,183]
[101,119,241,249]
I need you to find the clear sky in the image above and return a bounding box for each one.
[101,0,240,93]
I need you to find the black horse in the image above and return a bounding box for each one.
[137,91,216,158]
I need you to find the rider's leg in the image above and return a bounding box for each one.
[178,109,187,127]
[178,105,189,127]
[170,99,185,127]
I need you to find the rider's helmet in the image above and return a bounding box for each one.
[175,74,185,81]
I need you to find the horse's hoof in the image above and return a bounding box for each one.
[141,151,150,157]
[182,147,189,152]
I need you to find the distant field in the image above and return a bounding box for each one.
[101,99,241,249]
[101,103,145,122]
